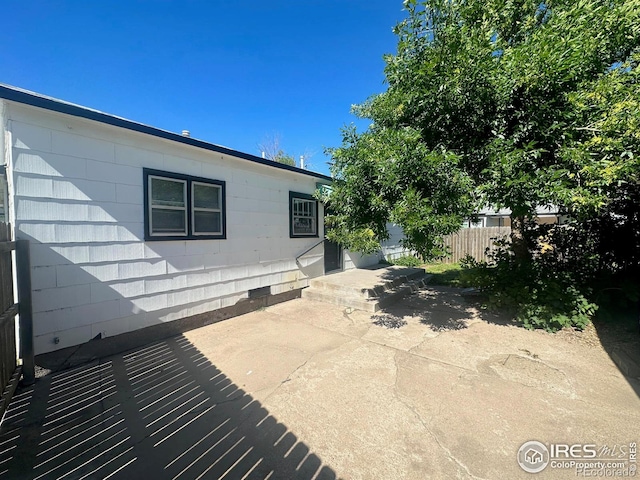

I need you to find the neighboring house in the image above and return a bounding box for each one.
[380,223,412,261]
[463,206,563,228]
[0,84,379,355]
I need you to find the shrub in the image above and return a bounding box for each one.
[389,255,423,267]
[461,248,597,332]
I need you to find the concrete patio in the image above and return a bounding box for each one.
[1,286,639,479]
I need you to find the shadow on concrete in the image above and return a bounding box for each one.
[376,285,515,332]
[592,305,640,398]
[379,281,640,400]
[0,335,337,480]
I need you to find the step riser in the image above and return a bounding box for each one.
[310,270,426,298]
[302,277,430,313]
[301,289,380,312]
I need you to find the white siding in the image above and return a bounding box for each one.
[7,102,324,354]
[380,224,411,261]
[343,251,380,270]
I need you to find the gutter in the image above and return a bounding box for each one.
[0,84,333,183]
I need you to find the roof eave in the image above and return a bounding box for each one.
[0,84,333,183]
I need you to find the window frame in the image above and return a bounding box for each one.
[143,168,226,241]
[191,180,224,236]
[289,191,318,238]
[148,175,188,237]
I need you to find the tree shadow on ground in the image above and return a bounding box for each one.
[379,282,640,400]
[377,285,515,333]
[0,335,337,480]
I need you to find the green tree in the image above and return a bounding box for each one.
[272,151,296,166]
[327,0,640,263]
[258,133,297,167]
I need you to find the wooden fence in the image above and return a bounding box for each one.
[0,223,18,419]
[0,224,34,423]
[441,226,511,264]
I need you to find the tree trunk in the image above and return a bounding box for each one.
[510,215,530,263]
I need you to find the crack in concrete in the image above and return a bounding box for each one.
[508,353,572,381]
[265,306,640,419]
[392,352,489,480]
[406,332,443,355]
[488,354,578,400]
[262,339,358,405]
[342,309,356,325]
[274,310,631,416]
[294,317,479,373]
[432,371,465,424]
[262,359,309,405]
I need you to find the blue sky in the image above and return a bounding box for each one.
[2,1,407,176]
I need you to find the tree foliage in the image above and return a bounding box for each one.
[327,0,640,265]
[258,133,296,166]
[273,152,296,167]
[327,0,640,329]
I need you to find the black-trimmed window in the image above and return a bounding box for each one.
[144,168,226,240]
[289,191,318,238]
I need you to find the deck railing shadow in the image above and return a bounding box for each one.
[0,335,337,480]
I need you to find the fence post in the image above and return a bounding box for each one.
[16,240,34,385]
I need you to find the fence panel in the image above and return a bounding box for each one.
[441,227,511,264]
[0,223,18,421]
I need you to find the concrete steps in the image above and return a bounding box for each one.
[301,267,431,312]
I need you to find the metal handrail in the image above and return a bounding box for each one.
[295,239,324,266]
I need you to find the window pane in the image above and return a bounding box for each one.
[152,208,186,233]
[291,196,316,236]
[194,184,220,209]
[194,211,222,234]
[293,199,315,217]
[151,178,185,207]
[293,216,315,234]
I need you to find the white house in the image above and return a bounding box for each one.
[380,224,412,261]
[463,206,563,228]
[0,84,381,356]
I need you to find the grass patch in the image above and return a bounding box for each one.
[386,255,423,267]
[423,262,465,287]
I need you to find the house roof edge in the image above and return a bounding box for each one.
[0,84,333,183]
